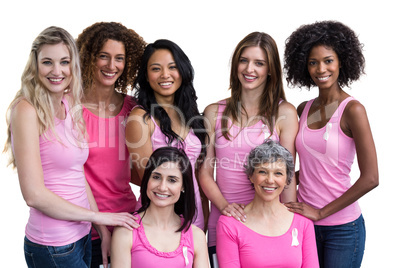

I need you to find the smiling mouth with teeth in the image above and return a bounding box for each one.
[262,186,277,191]
[101,71,116,77]
[244,74,257,80]
[155,193,170,198]
[317,75,330,81]
[159,82,173,86]
[49,78,63,82]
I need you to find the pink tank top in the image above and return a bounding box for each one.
[18,97,91,246]
[208,99,280,247]
[135,109,204,230]
[296,97,361,226]
[131,217,194,268]
[83,95,137,240]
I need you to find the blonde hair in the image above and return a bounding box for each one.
[4,26,86,168]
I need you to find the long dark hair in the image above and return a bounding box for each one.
[137,147,196,232]
[222,32,286,140]
[134,39,208,170]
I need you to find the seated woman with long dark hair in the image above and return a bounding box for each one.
[111,147,209,267]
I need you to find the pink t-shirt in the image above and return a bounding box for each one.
[130,217,194,268]
[13,97,91,246]
[135,110,204,230]
[208,100,279,247]
[296,97,361,226]
[83,95,137,240]
[216,214,319,268]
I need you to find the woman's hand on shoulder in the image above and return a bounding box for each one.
[221,203,246,222]
[284,201,322,221]
[93,212,139,230]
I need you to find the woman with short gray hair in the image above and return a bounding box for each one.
[216,140,318,267]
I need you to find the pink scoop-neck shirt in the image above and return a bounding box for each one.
[208,100,280,247]
[296,97,361,226]
[130,216,195,267]
[216,213,319,267]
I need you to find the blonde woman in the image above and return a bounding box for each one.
[4,26,137,267]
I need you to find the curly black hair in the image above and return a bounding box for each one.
[76,22,146,94]
[284,20,365,89]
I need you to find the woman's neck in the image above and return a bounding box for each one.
[84,83,119,105]
[240,88,262,109]
[155,94,175,106]
[245,197,285,218]
[50,93,65,120]
[141,204,180,229]
[317,85,346,105]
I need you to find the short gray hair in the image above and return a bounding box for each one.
[245,140,294,185]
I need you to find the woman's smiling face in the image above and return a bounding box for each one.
[307,45,341,90]
[94,39,126,88]
[147,161,184,208]
[249,160,287,202]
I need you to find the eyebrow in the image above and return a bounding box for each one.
[240,56,266,62]
[149,61,176,66]
[40,56,70,61]
[98,51,125,56]
[309,55,335,60]
[151,172,179,179]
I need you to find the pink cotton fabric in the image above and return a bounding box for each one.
[208,100,280,247]
[83,95,137,240]
[130,217,194,268]
[13,97,91,246]
[296,97,361,226]
[216,214,319,268]
[134,110,204,229]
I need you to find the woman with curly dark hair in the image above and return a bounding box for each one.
[126,39,208,231]
[284,20,379,267]
[76,22,146,268]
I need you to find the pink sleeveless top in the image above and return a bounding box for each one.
[208,99,280,247]
[131,217,195,268]
[83,95,137,240]
[296,97,361,226]
[135,109,204,229]
[14,97,91,246]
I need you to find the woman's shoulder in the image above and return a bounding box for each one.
[278,100,297,117]
[12,99,37,121]
[204,99,228,118]
[292,213,314,228]
[217,215,241,228]
[296,101,309,117]
[343,97,365,117]
[190,224,205,242]
[129,105,148,118]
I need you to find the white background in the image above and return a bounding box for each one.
[1,0,400,266]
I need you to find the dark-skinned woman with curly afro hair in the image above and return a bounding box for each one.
[283,20,379,268]
[76,22,146,268]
